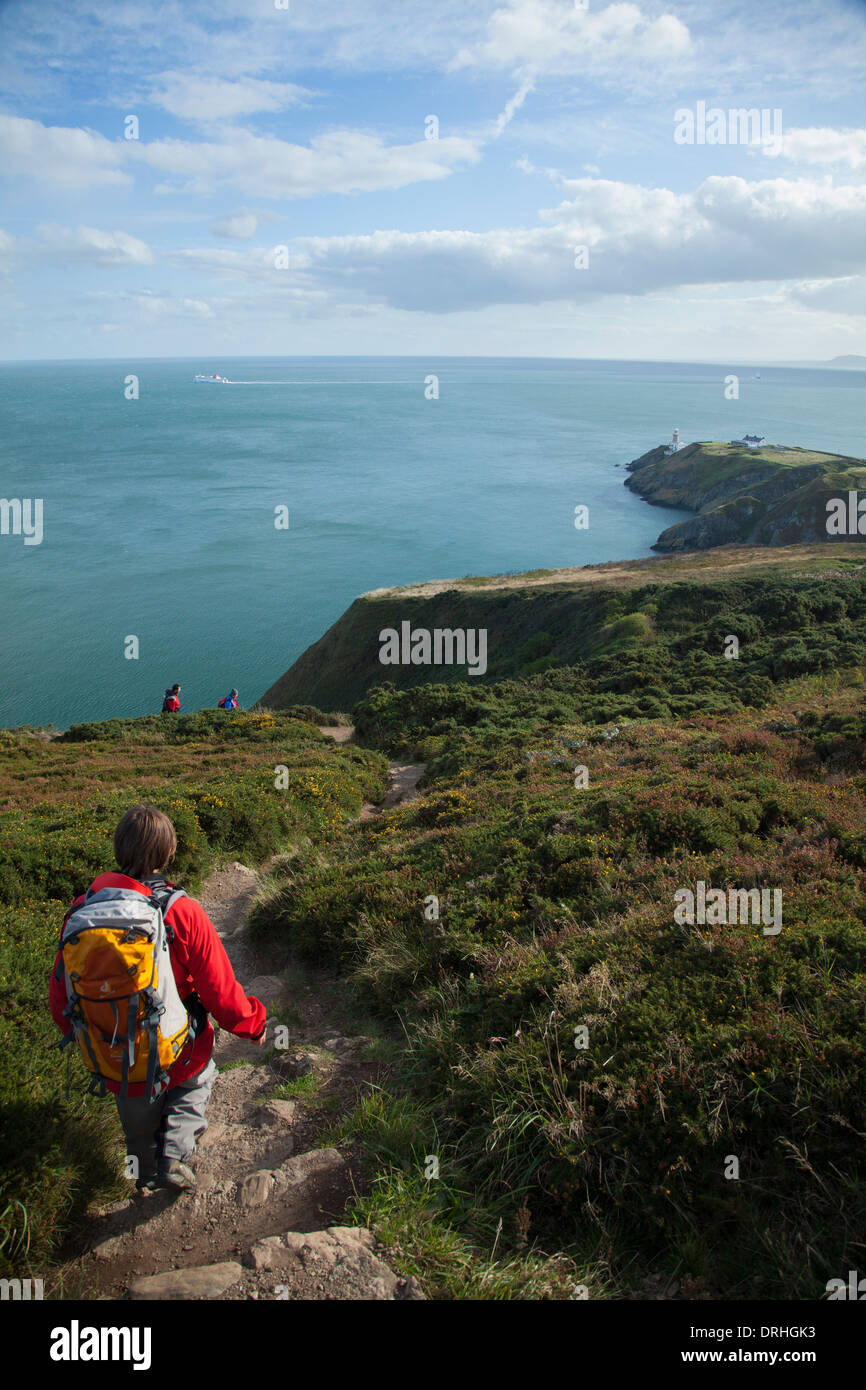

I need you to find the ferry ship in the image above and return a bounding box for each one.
[194,373,229,383]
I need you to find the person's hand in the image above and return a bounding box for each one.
[253,1026,267,1047]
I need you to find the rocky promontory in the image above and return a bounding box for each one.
[625,440,866,551]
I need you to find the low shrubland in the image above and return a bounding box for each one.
[0,711,387,1280]
[251,673,866,1298]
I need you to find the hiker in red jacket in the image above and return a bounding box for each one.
[161,684,181,713]
[49,804,266,1195]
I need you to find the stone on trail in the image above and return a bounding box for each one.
[254,1099,298,1127]
[273,1052,313,1077]
[273,1147,347,1194]
[128,1262,243,1300]
[244,975,285,1005]
[323,1035,370,1053]
[93,1235,124,1261]
[238,1169,277,1208]
[197,1121,226,1150]
[247,1227,425,1300]
[237,1148,345,1210]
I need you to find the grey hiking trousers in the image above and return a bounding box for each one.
[115,1055,219,1182]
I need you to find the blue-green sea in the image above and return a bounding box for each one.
[1,356,863,729]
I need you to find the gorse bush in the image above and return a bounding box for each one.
[58,708,312,745]
[5,565,866,1298]
[0,712,388,1281]
[0,899,125,1281]
[353,569,866,757]
[252,677,866,1297]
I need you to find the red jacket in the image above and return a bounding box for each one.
[49,871,266,1097]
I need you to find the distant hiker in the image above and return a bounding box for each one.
[161,684,181,713]
[49,804,266,1195]
[217,688,239,710]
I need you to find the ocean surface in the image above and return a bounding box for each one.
[0,356,863,729]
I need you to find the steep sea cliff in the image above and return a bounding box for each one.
[625,440,866,551]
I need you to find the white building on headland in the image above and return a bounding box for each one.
[731,434,766,448]
[664,428,683,455]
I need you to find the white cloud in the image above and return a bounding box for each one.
[789,276,866,316]
[35,225,154,265]
[766,126,866,171]
[0,115,129,189]
[169,245,280,277]
[493,76,535,135]
[90,289,216,319]
[211,210,274,239]
[0,113,480,200]
[0,228,15,269]
[135,128,482,198]
[0,114,481,199]
[451,0,692,75]
[149,71,313,122]
[281,174,866,313]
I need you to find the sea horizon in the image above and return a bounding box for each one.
[3,353,865,367]
[1,354,863,730]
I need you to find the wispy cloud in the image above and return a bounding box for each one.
[35,224,154,265]
[0,115,482,199]
[148,72,313,123]
[210,210,276,240]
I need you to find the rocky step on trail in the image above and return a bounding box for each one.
[317,724,426,822]
[68,747,426,1301]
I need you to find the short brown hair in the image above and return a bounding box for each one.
[114,804,177,880]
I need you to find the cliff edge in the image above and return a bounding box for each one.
[625,440,866,551]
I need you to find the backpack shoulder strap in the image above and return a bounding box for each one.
[56,893,85,963]
[147,884,187,942]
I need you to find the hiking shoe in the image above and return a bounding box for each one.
[159,1160,197,1191]
[134,1178,159,1198]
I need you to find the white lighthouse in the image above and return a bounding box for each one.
[664,428,682,455]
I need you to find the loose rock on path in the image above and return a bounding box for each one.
[67,752,426,1301]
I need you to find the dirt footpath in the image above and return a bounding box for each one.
[66,753,426,1301]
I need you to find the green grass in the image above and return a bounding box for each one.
[6,565,866,1299]
[269,1073,319,1101]
[329,1091,605,1299]
[250,659,866,1299]
[0,710,388,1283]
[264,561,866,711]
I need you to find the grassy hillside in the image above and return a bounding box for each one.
[625,441,866,551]
[5,548,866,1300]
[0,709,387,1285]
[258,544,866,713]
[249,548,866,1297]
[251,672,866,1299]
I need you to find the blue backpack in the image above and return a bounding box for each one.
[219,695,237,710]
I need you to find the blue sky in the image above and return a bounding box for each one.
[1,0,865,360]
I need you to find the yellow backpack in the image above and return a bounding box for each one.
[58,884,195,1102]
